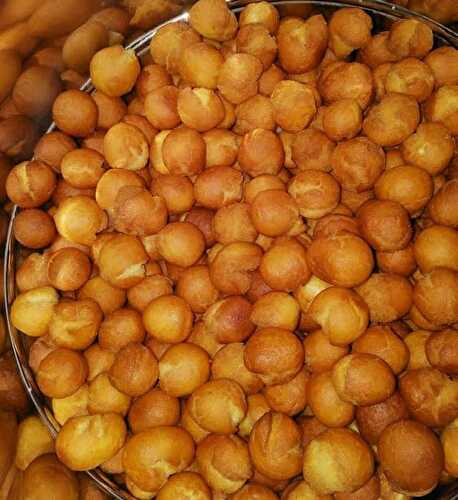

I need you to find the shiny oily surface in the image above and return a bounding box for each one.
[3,1,458,500]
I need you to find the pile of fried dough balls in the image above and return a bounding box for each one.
[6,0,458,498]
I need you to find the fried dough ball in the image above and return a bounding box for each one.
[84,343,115,382]
[103,122,149,171]
[16,253,49,292]
[425,329,458,375]
[282,480,332,500]
[244,327,303,385]
[250,292,299,331]
[151,174,193,215]
[428,179,458,227]
[238,393,271,438]
[357,199,412,251]
[249,412,303,480]
[385,58,434,103]
[88,372,131,416]
[157,471,211,500]
[328,8,372,58]
[54,195,106,247]
[52,90,98,139]
[37,348,88,399]
[113,186,167,236]
[12,65,62,119]
[98,308,145,352]
[356,273,413,324]
[303,428,374,495]
[387,19,433,59]
[176,265,219,313]
[352,325,409,374]
[425,47,458,87]
[187,379,247,434]
[203,295,254,343]
[271,80,317,132]
[319,62,373,110]
[11,286,58,337]
[78,276,126,315]
[238,129,284,177]
[211,343,263,395]
[202,129,239,168]
[355,391,409,445]
[414,225,458,273]
[259,64,285,97]
[217,53,263,104]
[143,295,193,343]
[98,234,147,288]
[307,371,354,427]
[90,45,140,97]
[61,148,105,189]
[194,166,242,209]
[405,330,432,370]
[240,2,279,34]
[20,453,79,500]
[14,415,53,471]
[378,420,443,496]
[250,190,301,237]
[288,171,340,219]
[291,128,335,172]
[196,434,252,494]
[95,169,144,210]
[232,95,272,136]
[34,131,77,173]
[128,388,180,433]
[236,24,276,70]
[425,85,458,135]
[303,329,348,374]
[179,42,223,89]
[277,16,328,74]
[374,165,433,215]
[56,413,125,471]
[159,343,210,397]
[136,64,173,97]
[6,160,56,209]
[48,298,101,350]
[177,87,225,132]
[331,137,385,193]
[308,287,369,346]
[109,342,158,397]
[358,31,398,68]
[442,418,458,477]
[322,99,362,142]
[213,202,257,244]
[189,0,237,41]
[363,93,420,147]
[157,222,205,267]
[13,209,56,249]
[46,248,91,292]
[92,92,127,131]
[262,368,308,416]
[332,353,396,406]
[209,241,263,295]
[307,232,374,287]
[144,85,180,130]
[260,238,309,292]
[399,367,458,427]
[413,268,458,326]
[244,175,285,204]
[313,213,359,239]
[151,22,201,75]
[162,127,205,176]
[123,427,194,492]
[401,123,454,176]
